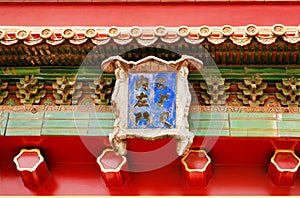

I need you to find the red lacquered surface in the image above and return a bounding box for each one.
[100,151,124,170]
[268,151,300,186]
[1,136,300,195]
[14,149,50,189]
[182,150,212,186]
[274,153,299,170]
[0,3,300,26]
[185,151,208,170]
[17,152,41,169]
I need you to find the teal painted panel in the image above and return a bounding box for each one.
[0,112,8,136]
[189,113,228,120]
[43,120,89,128]
[6,112,44,136]
[230,113,276,119]
[280,132,300,137]
[9,112,44,119]
[278,120,300,131]
[190,120,229,129]
[7,120,43,129]
[89,120,114,128]
[230,131,248,137]
[45,112,90,119]
[230,120,277,130]
[41,129,82,136]
[88,129,113,136]
[247,132,278,137]
[6,129,41,136]
[89,112,115,119]
[194,130,229,136]
[230,130,277,137]
[279,114,300,119]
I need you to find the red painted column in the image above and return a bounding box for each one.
[181,149,212,187]
[13,148,50,189]
[97,148,128,188]
[268,150,300,186]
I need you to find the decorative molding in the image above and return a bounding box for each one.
[0,25,299,47]
[0,105,299,114]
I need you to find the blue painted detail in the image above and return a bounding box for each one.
[128,72,176,129]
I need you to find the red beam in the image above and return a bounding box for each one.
[0,3,300,26]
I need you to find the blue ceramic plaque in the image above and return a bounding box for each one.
[128,72,176,129]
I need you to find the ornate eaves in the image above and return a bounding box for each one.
[0,24,299,47]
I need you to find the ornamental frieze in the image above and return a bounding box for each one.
[0,25,299,47]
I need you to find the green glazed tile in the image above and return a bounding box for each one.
[45,112,90,119]
[0,112,8,136]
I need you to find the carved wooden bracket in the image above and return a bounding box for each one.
[16,75,46,105]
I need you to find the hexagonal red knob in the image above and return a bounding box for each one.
[97,148,128,188]
[268,150,300,186]
[181,149,212,187]
[13,148,50,189]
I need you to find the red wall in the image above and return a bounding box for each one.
[0,3,300,26]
